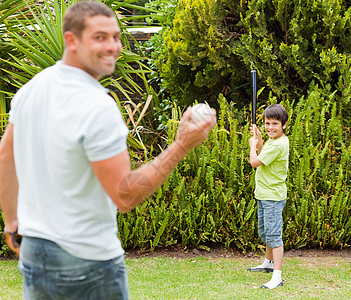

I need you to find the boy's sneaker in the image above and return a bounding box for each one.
[247,266,274,273]
[261,280,283,290]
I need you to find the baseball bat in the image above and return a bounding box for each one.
[250,70,257,125]
[250,70,257,139]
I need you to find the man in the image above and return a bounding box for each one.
[0,1,216,299]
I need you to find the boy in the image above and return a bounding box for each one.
[248,103,289,290]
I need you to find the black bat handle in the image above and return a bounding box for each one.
[250,70,257,125]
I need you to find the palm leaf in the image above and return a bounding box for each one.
[1,0,163,150]
[2,0,153,96]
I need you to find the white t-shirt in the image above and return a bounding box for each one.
[9,61,129,260]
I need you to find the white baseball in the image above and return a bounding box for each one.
[191,103,212,123]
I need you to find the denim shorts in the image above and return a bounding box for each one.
[257,199,286,249]
[18,236,129,300]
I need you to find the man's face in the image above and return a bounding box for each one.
[73,15,122,80]
[264,118,286,139]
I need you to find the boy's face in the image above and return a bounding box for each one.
[264,118,287,139]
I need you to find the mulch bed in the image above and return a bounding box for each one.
[124,244,351,259]
[1,244,350,260]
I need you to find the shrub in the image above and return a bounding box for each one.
[1,87,350,255]
[117,92,351,252]
[1,0,351,256]
[149,0,351,121]
[150,0,247,107]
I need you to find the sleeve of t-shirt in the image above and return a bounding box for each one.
[81,96,129,162]
[8,81,31,124]
[257,140,282,166]
[8,99,17,124]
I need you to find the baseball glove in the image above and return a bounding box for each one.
[3,229,22,258]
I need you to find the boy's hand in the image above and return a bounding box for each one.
[249,136,258,149]
[249,124,263,154]
[249,124,262,138]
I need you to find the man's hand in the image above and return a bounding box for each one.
[175,107,217,153]
[3,229,21,258]
[91,106,217,212]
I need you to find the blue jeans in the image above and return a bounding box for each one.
[257,200,286,249]
[19,237,129,300]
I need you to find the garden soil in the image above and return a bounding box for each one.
[125,244,351,261]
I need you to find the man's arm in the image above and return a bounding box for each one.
[0,123,19,232]
[91,107,216,213]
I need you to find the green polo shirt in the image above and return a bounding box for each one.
[255,136,289,201]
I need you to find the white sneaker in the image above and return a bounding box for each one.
[261,279,284,289]
[247,266,274,273]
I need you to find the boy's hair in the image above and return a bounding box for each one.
[263,104,288,129]
[63,1,115,38]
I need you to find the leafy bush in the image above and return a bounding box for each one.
[0,0,29,119]
[149,0,351,120]
[3,89,349,255]
[119,95,260,251]
[118,92,351,252]
[0,0,164,253]
[1,0,351,256]
[149,0,247,107]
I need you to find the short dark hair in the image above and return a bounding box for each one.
[63,1,115,38]
[263,104,288,125]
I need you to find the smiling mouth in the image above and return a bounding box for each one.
[101,55,116,62]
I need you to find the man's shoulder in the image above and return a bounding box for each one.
[51,61,111,101]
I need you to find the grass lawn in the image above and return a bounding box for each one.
[1,252,350,299]
[0,259,23,299]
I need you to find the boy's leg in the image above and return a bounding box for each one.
[266,244,273,260]
[272,246,284,270]
[247,243,274,272]
[248,201,274,273]
[260,200,286,290]
[261,246,284,289]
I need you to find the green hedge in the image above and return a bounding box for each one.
[1,0,351,255]
[151,0,351,120]
[1,91,350,255]
[117,92,351,252]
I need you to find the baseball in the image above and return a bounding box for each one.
[191,103,212,123]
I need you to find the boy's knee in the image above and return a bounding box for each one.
[259,233,266,244]
[266,236,283,249]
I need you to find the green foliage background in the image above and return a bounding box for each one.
[150,0,351,121]
[1,0,351,255]
[117,93,351,252]
[119,0,351,252]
